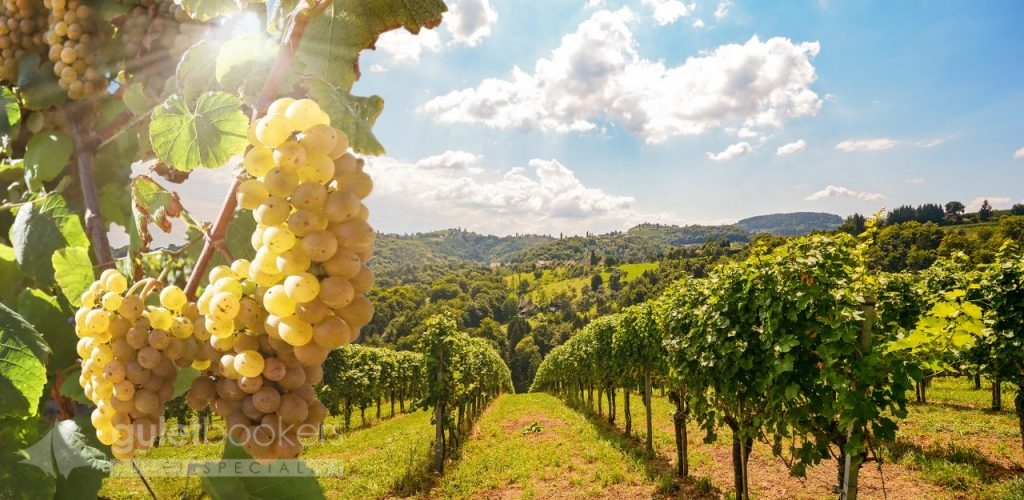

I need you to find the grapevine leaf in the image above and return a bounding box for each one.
[97,182,132,230]
[17,288,75,372]
[0,87,22,137]
[225,210,256,261]
[51,415,112,499]
[52,247,94,308]
[149,92,249,172]
[24,131,74,183]
[173,367,199,398]
[0,159,23,182]
[266,0,298,34]
[0,244,21,306]
[130,175,187,252]
[215,33,277,102]
[201,437,326,500]
[9,196,89,287]
[297,0,447,91]
[0,416,55,500]
[177,41,222,104]
[17,54,67,110]
[175,0,245,22]
[0,302,50,418]
[122,83,155,116]
[304,79,385,155]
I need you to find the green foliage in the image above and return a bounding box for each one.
[9,196,89,287]
[201,437,325,500]
[23,131,72,184]
[0,302,49,418]
[148,92,249,172]
[735,211,842,235]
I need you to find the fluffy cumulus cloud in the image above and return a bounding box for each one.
[419,8,822,143]
[692,18,705,28]
[641,0,696,25]
[776,139,806,156]
[835,138,898,152]
[714,0,732,19]
[805,185,885,202]
[373,28,442,64]
[364,153,637,234]
[373,0,496,65]
[445,0,498,47]
[707,141,752,162]
[1015,147,1024,159]
[966,196,1012,212]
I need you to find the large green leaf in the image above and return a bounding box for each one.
[226,210,257,261]
[149,92,249,172]
[17,54,67,110]
[0,87,22,138]
[0,416,55,500]
[304,79,385,155]
[9,196,89,287]
[216,33,278,103]
[177,41,223,104]
[0,243,21,306]
[17,288,75,372]
[52,247,94,308]
[52,415,112,500]
[201,437,326,500]
[176,0,245,22]
[24,130,74,184]
[296,0,447,91]
[0,302,50,418]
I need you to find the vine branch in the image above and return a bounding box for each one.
[183,2,326,300]
[65,107,115,270]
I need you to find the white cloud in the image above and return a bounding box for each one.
[835,138,898,152]
[414,150,483,170]
[585,0,605,8]
[776,139,806,156]
[445,0,498,47]
[1014,147,1024,159]
[419,9,822,143]
[966,196,1012,212]
[707,141,752,162]
[905,177,927,185]
[364,154,637,235]
[912,135,954,148]
[692,18,705,28]
[714,0,732,19]
[641,0,695,25]
[368,64,387,73]
[374,28,442,64]
[805,185,885,202]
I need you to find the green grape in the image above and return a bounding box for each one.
[83,309,110,335]
[284,99,328,132]
[118,295,145,321]
[234,349,265,378]
[283,272,320,303]
[101,291,123,311]
[209,265,237,283]
[323,190,361,223]
[278,315,313,347]
[209,292,241,322]
[206,317,235,338]
[262,285,296,317]
[244,146,275,178]
[262,225,297,254]
[327,128,350,159]
[160,286,187,311]
[266,97,295,116]
[297,154,334,185]
[147,307,174,330]
[263,167,300,198]
[275,248,311,276]
[101,269,128,293]
[286,210,327,237]
[254,196,291,226]
[312,315,350,349]
[212,276,244,297]
[237,178,269,210]
[255,114,292,148]
[299,230,338,262]
[318,276,354,309]
[290,182,327,212]
[272,140,306,172]
[297,124,337,158]
[230,259,251,277]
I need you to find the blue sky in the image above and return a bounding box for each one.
[349,0,1024,236]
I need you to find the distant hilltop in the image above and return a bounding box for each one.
[735,212,843,236]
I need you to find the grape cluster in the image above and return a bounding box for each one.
[183,98,376,459]
[0,0,47,81]
[42,0,106,99]
[116,0,206,94]
[75,270,201,459]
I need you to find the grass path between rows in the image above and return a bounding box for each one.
[433,392,663,499]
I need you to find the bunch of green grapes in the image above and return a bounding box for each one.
[0,0,47,81]
[115,0,206,94]
[42,0,106,99]
[75,270,201,459]
[186,258,329,460]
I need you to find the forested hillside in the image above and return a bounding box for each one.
[736,211,842,235]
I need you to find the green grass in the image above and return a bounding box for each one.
[516,262,660,300]
[99,408,435,499]
[436,392,659,499]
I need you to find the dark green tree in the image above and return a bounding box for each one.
[945,201,966,223]
[839,213,867,235]
[979,199,994,222]
[590,273,603,292]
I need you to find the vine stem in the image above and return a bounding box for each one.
[65,107,115,270]
[183,2,326,300]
